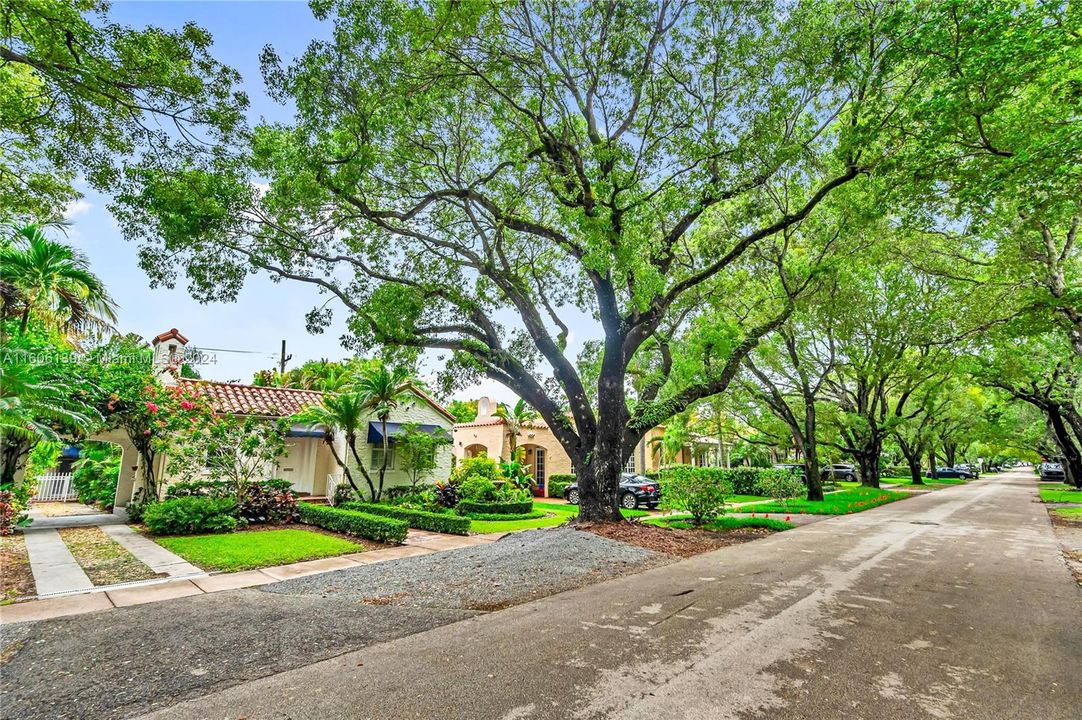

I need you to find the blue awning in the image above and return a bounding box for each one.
[287,423,326,439]
[367,422,444,444]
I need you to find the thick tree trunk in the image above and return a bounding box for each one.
[944,441,957,468]
[856,442,881,488]
[803,409,823,502]
[927,448,938,479]
[908,455,924,484]
[574,444,623,522]
[1047,406,1082,488]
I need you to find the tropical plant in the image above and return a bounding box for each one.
[293,391,377,499]
[0,225,118,340]
[353,364,415,501]
[658,466,731,526]
[494,399,539,460]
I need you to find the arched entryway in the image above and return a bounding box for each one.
[519,443,547,497]
[463,443,490,459]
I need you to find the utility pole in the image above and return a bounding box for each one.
[279,340,292,375]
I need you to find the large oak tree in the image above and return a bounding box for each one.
[122,0,932,519]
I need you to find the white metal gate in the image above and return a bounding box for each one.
[33,472,76,501]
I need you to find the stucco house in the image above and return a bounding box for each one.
[452,397,724,497]
[111,329,455,508]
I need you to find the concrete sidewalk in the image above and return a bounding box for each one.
[1,528,499,625]
[137,472,1081,720]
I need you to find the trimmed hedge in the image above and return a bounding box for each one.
[456,498,534,515]
[298,503,408,544]
[653,465,795,496]
[548,476,574,498]
[342,502,470,535]
[464,510,546,521]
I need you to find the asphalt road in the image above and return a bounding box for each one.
[137,470,1081,720]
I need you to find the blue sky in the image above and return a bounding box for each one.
[68,2,525,402]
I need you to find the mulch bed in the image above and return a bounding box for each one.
[575,521,766,558]
[0,534,35,602]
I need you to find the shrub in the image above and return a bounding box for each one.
[298,503,408,544]
[456,498,534,515]
[433,480,460,508]
[238,482,298,524]
[449,455,504,485]
[125,489,149,523]
[0,490,27,536]
[165,479,235,499]
[459,475,499,502]
[332,483,357,506]
[343,502,470,535]
[756,470,804,502]
[144,496,243,535]
[659,465,730,525]
[548,474,575,498]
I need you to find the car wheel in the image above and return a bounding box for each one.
[567,489,580,505]
[845,473,855,482]
[620,492,638,509]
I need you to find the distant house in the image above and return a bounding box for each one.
[452,397,723,497]
[111,329,455,507]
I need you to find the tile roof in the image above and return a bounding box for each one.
[177,379,456,422]
[153,328,188,345]
[453,417,549,429]
[178,380,323,417]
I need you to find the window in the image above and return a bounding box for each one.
[624,453,636,474]
[371,445,396,470]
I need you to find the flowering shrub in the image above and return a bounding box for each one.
[449,455,504,485]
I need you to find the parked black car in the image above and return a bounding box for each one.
[926,466,975,480]
[564,473,661,509]
[820,463,857,482]
[1040,462,1066,482]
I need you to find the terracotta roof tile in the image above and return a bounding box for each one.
[178,380,322,417]
[177,379,455,422]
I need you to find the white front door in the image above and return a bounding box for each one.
[277,439,316,495]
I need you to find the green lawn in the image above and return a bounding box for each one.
[1052,506,1082,518]
[726,494,770,505]
[533,501,650,518]
[1039,484,1082,503]
[884,476,966,487]
[155,528,362,572]
[645,515,794,532]
[469,501,650,534]
[735,486,909,515]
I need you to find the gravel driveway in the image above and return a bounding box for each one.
[263,527,670,610]
[1,527,668,720]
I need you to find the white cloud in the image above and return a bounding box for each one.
[63,199,93,220]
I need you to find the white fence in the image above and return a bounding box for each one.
[33,472,77,502]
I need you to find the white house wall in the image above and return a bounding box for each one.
[329,399,454,496]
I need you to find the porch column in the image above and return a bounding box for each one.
[113,440,139,510]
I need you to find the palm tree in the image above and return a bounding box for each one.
[1,358,95,485]
[293,392,377,500]
[1,225,118,340]
[494,398,540,460]
[353,364,415,501]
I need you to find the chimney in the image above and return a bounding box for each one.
[476,396,494,419]
[151,328,189,385]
